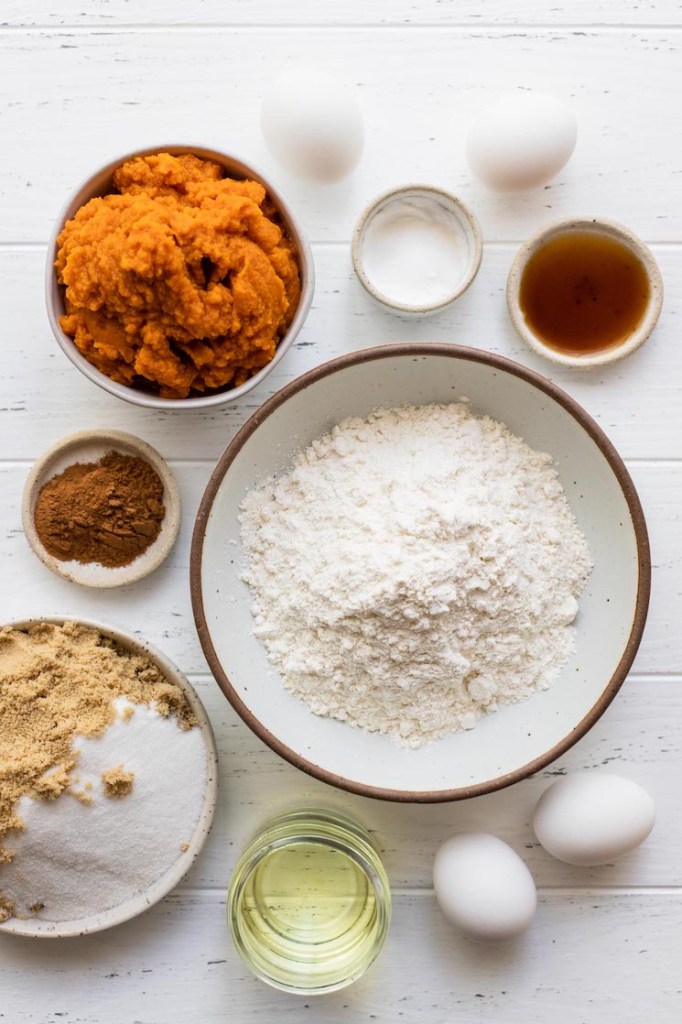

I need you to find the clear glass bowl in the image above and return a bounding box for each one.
[227,809,391,994]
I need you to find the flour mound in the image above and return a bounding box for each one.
[240,403,592,748]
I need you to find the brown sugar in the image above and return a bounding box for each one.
[101,765,135,799]
[33,451,165,568]
[0,620,195,921]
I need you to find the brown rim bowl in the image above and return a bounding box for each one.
[190,344,650,802]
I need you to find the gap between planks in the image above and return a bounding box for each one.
[170,885,682,897]
[2,23,682,34]
[4,240,682,252]
[187,672,680,683]
[2,458,682,467]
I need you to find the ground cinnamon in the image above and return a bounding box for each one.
[33,451,165,568]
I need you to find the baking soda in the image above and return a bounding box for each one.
[361,197,470,306]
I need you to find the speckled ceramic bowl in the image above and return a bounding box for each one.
[351,184,482,317]
[22,430,181,588]
[506,217,664,368]
[191,344,650,802]
[45,144,315,410]
[0,616,218,939]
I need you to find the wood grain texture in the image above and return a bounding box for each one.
[1,891,680,1023]
[2,247,681,460]
[0,461,679,674]
[0,29,680,244]
[0,453,680,890]
[181,673,682,890]
[2,5,682,1020]
[3,1,682,27]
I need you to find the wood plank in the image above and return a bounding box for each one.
[179,673,682,890]
[3,2,682,27]
[2,247,681,461]
[0,890,680,1022]
[0,455,680,890]
[0,462,678,675]
[0,29,680,243]
[2,10,681,1024]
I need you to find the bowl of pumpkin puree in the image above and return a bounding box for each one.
[46,146,314,409]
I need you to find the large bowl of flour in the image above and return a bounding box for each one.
[191,344,650,801]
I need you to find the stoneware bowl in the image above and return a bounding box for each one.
[22,429,181,588]
[191,344,650,802]
[0,616,218,938]
[351,185,482,317]
[45,144,315,410]
[507,217,664,368]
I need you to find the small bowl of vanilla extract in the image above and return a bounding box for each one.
[507,217,663,368]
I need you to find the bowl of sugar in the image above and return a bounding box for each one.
[191,344,649,802]
[0,617,218,937]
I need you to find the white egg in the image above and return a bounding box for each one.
[533,772,655,866]
[433,832,537,941]
[466,91,577,191]
[261,68,364,183]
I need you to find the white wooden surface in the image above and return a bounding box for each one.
[1,4,681,1021]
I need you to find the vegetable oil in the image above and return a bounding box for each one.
[227,809,391,994]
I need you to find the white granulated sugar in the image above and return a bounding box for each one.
[1,698,207,922]
[240,403,592,748]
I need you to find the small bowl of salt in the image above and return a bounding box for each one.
[351,184,482,317]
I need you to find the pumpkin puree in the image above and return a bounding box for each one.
[55,152,301,399]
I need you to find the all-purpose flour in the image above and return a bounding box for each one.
[240,403,592,748]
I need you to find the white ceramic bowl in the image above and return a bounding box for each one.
[191,345,650,802]
[351,185,482,317]
[46,144,315,410]
[22,430,181,588]
[0,616,218,938]
[507,217,664,368]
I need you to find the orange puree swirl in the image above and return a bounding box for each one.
[55,152,301,399]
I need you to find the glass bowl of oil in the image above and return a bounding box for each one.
[227,809,392,994]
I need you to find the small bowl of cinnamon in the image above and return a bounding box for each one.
[22,430,181,588]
